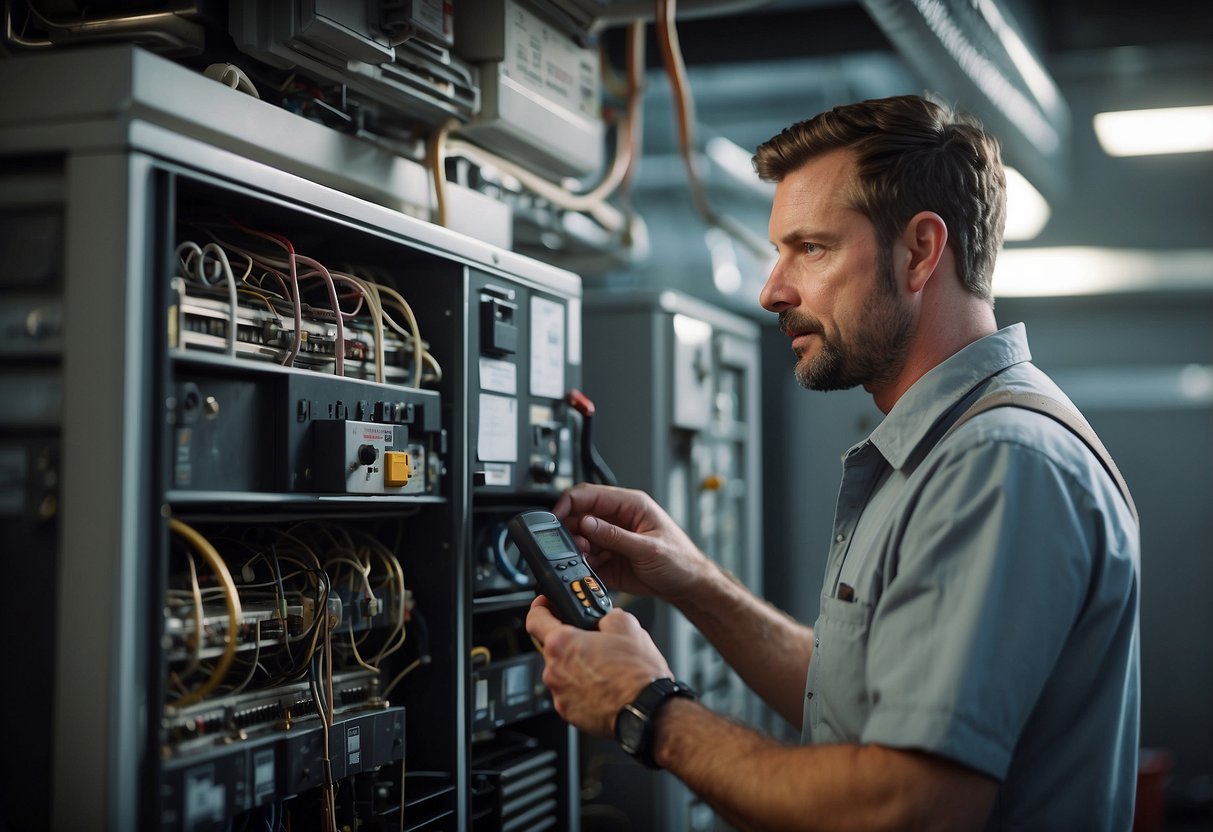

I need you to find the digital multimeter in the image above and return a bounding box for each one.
[507,510,613,630]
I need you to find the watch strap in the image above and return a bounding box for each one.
[616,677,697,769]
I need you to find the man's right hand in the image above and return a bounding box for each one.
[552,483,713,603]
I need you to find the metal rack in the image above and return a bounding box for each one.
[0,44,582,832]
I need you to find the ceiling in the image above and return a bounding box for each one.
[596,0,1213,301]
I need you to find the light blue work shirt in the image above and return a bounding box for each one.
[802,324,1140,830]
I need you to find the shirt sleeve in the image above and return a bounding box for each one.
[859,430,1101,779]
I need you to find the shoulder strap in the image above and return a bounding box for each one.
[941,391,1139,525]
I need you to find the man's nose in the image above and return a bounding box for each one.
[759,259,794,313]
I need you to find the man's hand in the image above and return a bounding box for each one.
[526,596,673,737]
[553,483,713,603]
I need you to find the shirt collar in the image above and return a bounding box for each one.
[867,323,1032,470]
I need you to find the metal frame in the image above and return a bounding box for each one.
[1,43,583,832]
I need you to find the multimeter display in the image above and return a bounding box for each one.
[534,527,573,558]
[508,510,613,630]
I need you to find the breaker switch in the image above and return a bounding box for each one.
[480,295,518,355]
[357,444,379,466]
[384,451,411,487]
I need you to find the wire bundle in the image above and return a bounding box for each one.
[164,520,420,711]
[175,225,442,387]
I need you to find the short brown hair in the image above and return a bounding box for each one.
[754,95,1006,300]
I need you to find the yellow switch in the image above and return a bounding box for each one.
[384,451,411,487]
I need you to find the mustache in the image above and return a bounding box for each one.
[778,309,824,338]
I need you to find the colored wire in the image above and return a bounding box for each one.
[622,20,646,196]
[382,657,424,699]
[169,518,243,708]
[181,550,204,679]
[194,228,436,385]
[368,539,408,665]
[202,243,240,357]
[229,619,264,695]
[427,117,461,228]
[176,240,239,357]
[655,0,770,259]
[431,50,636,233]
[349,275,386,383]
[443,134,629,232]
[294,253,345,376]
[228,224,305,367]
[372,281,426,386]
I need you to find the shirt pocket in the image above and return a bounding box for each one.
[805,593,876,743]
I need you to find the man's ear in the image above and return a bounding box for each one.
[902,211,948,294]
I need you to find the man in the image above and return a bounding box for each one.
[527,95,1140,830]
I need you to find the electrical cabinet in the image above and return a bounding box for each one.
[580,290,764,832]
[0,45,583,832]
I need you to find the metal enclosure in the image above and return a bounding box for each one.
[580,289,764,831]
[0,45,583,832]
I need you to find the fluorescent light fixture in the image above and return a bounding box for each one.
[1093,105,1213,156]
[993,246,1213,297]
[705,137,776,198]
[1003,166,1050,241]
[975,0,1062,116]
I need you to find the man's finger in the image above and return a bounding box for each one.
[580,515,650,559]
[526,596,562,645]
[596,608,640,636]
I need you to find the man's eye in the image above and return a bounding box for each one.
[802,242,820,255]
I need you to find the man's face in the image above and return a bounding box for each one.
[759,150,912,394]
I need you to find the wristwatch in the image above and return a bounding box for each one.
[615,677,698,769]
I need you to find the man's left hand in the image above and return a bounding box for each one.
[526,596,673,737]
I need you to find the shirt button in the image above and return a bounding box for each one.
[835,534,846,543]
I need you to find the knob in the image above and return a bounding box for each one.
[357,444,379,466]
[531,459,557,482]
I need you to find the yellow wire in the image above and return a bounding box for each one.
[428,117,461,228]
[382,657,424,698]
[169,518,243,708]
[373,281,426,386]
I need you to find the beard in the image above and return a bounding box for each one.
[779,258,912,392]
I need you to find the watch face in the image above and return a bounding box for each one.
[616,706,646,754]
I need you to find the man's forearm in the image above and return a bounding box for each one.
[653,699,997,832]
[672,564,813,726]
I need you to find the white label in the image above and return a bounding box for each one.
[359,425,394,443]
[253,750,275,803]
[529,296,565,400]
[414,0,449,38]
[347,725,361,767]
[479,356,518,394]
[481,462,512,487]
[503,0,599,118]
[478,394,518,462]
[567,296,581,366]
[184,766,225,825]
[476,678,489,711]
